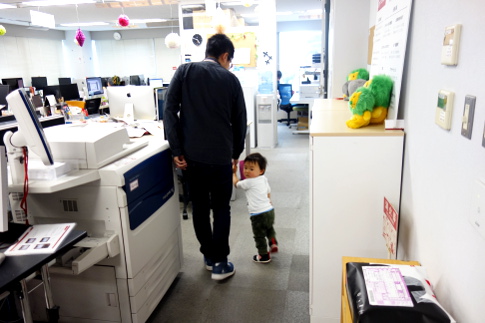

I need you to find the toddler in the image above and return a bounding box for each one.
[233,153,278,263]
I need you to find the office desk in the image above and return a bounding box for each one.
[0,223,87,323]
[289,93,317,134]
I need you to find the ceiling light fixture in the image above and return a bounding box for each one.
[61,22,110,27]
[0,4,16,9]
[21,0,95,7]
[130,18,167,24]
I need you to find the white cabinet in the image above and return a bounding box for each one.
[309,99,404,323]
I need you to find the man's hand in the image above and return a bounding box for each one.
[174,155,187,170]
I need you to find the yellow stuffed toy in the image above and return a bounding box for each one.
[346,74,393,129]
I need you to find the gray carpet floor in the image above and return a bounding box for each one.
[147,123,310,323]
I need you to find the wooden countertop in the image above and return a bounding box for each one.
[310,99,404,137]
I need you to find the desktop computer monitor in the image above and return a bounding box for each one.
[129,75,141,86]
[60,84,81,101]
[58,77,72,85]
[101,77,110,88]
[149,78,164,87]
[85,97,101,115]
[43,85,61,100]
[0,85,9,108]
[2,78,24,92]
[86,77,104,96]
[31,76,48,90]
[5,88,54,170]
[107,86,156,120]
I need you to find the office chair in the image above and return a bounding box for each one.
[277,83,297,126]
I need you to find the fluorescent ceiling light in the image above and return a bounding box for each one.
[22,0,95,7]
[181,4,205,9]
[60,22,110,27]
[0,4,16,9]
[30,10,55,28]
[130,19,167,23]
[305,9,323,15]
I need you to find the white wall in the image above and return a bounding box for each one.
[328,1,485,321]
[0,25,181,85]
[327,0,369,99]
[398,1,485,321]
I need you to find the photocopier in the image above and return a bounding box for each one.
[10,123,183,323]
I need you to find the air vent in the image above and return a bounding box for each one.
[61,199,79,212]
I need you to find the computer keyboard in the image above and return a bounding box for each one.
[0,252,4,266]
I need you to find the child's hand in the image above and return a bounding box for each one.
[232,164,238,173]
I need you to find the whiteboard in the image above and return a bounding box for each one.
[370,0,413,122]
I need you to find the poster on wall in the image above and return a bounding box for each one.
[370,0,413,126]
[382,197,399,259]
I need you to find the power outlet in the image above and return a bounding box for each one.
[461,95,476,139]
[470,180,485,240]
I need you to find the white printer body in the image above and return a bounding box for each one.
[11,123,183,323]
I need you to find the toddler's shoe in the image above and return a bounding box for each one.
[253,253,271,263]
[269,237,278,253]
[204,257,213,271]
[211,261,235,280]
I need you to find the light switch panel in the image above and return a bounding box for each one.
[461,95,476,139]
[441,24,461,65]
[435,90,454,130]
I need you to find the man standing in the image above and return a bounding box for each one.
[164,33,247,281]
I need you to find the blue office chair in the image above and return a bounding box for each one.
[278,83,297,126]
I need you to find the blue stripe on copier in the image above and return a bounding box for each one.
[123,148,175,230]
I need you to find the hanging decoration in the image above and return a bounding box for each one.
[165,3,180,49]
[118,14,130,27]
[213,2,228,34]
[165,32,181,48]
[0,25,6,36]
[75,28,86,47]
[73,5,85,47]
[118,6,130,27]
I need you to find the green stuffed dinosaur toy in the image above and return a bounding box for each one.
[346,74,394,129]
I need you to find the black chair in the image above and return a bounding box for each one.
[278,83,297,126]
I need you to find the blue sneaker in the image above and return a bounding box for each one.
[211,261,235,280]
[204,257,213,271]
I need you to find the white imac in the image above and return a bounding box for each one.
[3,89,54,185]
[107,85,157,121]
